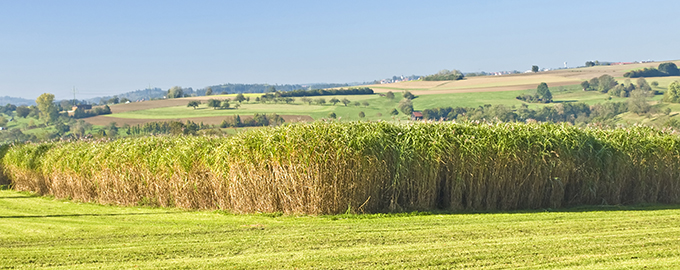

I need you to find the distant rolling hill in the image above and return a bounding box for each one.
[0,96,35,106]
[367,60,680,95]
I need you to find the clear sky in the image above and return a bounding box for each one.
[1,0,679,100]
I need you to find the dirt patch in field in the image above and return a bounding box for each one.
[373,80,581,95]
[108,96,232,113]
[368,60,680,95]
[83,115,314,126]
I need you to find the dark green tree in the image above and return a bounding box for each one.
[220,100,230,109]
[385,91,395,99]
[659,62,680,76]
[663,81,680,103]
[167,86,184,98]
[536,82,552,102]
[329,97,340,105]
[36,93,58,123]
[532,65,539,72]
[184,121,199,135]
[16,105,30,118]
[597,74,617,93]
[398,99,414,115]
[629,90,651,115]
[234,93,246,103]
[636,78,651,91]
[187,101,200,109]
[55,121,70,135]
[358,111,365,118]
[205,87,213,96]
[341,98,351,106]
[207,99,221,109]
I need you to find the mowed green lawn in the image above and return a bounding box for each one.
[1,189,679,269]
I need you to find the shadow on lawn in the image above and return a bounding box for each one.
[322,204,680,220]
[0,211,178,219]
[552,100,578,103]
[0,195,38,199]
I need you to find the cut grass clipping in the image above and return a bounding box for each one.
[2,121,680,214]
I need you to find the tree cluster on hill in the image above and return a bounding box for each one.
[72,105,112,119]
[0,104,17,115]
[91,88,165,104]
[585,60,613,67]
[624,62,680,78]
[398,99,413,115]
[126,121,209,136]
[273,87,374,97]
[608,78,655,98]
[258,94,295,104]
[516,82,553,103]
[202,83,353,95]
[421,69,464,81]
[206,99,235,109]
[255,88,373,104]
[580,74,619,93]
[580,75,658,98]
[220,114,284,128]
[663,81,680,103]
[421,102,630,124]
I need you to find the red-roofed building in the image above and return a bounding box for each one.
[411,111,423,120]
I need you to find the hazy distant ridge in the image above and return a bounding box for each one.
[0,96,36,106]
[88,83,357,104]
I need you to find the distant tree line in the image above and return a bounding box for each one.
[585,60,614,67]
[220,114,285,128]
[72,105,112,119]
[624,62,680,78]
[579,75,660,99]
[85,83,362,104]
[92,87,165,104]
[202,83,353,95]
[126,121,209,136]
[420,102,630,124]
[422,69,464,81]
[273,87,374,97]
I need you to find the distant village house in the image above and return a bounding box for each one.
[411,111,423,121]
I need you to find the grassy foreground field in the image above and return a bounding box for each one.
[1,189,679,269]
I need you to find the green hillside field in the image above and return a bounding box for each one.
[76,61,679,128]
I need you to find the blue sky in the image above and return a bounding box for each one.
[1,0,679,100]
